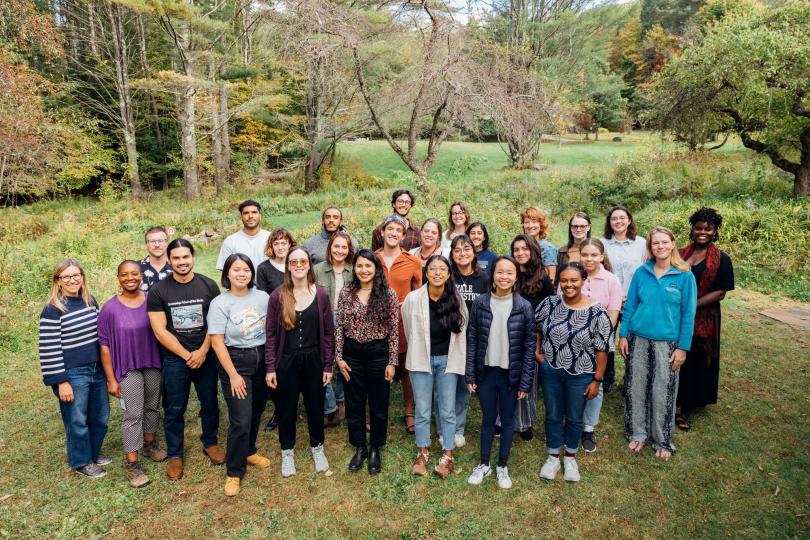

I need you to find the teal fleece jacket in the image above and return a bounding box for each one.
[619,261,697,351]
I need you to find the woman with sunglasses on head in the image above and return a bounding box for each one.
[536,263,612,482]
[98,260,165,488]
[39,259,109,479]
[557,212,592,268]
[619,227,697,459]
[466,256,536,490]
[315,231,355,428]
[265,247,335,477]
[403,255,467,478]
[506,235,554,442]
[208,254,271,496]
[675,207,734,431]
[335,250,399,474]
[574,239,621,453]
[466,222,498,277]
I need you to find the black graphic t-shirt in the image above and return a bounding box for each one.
[147,273,220,352]
[454,272,489,313]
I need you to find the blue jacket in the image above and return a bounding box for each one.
[465,292,536,392]
[619,262,697,351]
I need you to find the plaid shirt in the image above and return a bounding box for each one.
[371,219,421,251]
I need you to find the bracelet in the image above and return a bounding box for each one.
[592,376,604,383]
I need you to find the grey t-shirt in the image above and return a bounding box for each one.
[485,293,513,369]
[207,288,270,348]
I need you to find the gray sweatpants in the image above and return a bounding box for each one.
[623,335,679,453]
[120,368,162,453]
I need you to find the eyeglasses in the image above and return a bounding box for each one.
[453,246,473,254]
[395,198,412,205]
[571,225,590,230]
[451,211,465,217]
[147,239,167,245]
[427,266,449,274]
[288,259,309,267]
[59,273,83,283]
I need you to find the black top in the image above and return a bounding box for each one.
[284,299,320,354]
[520,275,555,312]
[256,261,285,294]
[429,298,451,357]
[692,251,735,294]
[146,274,220,352]
[454,272,489,313]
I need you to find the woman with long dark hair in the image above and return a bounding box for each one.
[265,247,335,477]
[403,255,467,478]
[335,250,399,474]
[442,201,471,251]
[208,254,271,496]
[38,259,109,478]
[466,222,498,277]
[98,260,164,488]
[507,235,554,441]
[676,207,734,431]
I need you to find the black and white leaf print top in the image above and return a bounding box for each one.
[535,296,612,375]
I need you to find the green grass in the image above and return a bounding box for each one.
[0,137,808,538]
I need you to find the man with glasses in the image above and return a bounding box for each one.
[140,226,173,292]
[216,200,271,272]
[371,190,421,251]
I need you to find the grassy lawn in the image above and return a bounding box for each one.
[0,138,808,538]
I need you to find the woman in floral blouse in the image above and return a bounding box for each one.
[335,249,399,475]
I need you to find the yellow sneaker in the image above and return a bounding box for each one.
[247,453,271,468]
[224,476,241,497]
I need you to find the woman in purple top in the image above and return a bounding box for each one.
[98,260,166,488]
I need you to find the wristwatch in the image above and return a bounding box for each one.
[592,376,604,383]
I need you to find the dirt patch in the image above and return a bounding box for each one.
[759,306,810,331]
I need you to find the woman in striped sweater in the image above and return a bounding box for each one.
[38,259,110,478]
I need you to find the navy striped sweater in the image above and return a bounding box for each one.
[38,296,100,385]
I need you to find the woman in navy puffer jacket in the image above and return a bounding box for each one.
[465,256,536,490]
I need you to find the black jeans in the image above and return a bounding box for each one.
[162,352,220,458]
[342,338,390,449]
[219,346,268,478]
[275,347,324,450]
[477,366,517,465]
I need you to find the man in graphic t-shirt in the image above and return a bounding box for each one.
[148,238,223,480]
[216,200,271,271]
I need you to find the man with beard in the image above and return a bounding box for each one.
[303,206,359,265]
[216,200,271,272]
[148,239,224,480]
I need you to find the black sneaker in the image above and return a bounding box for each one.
[75,463,107,478]
[582,431,597,453]
[494,425,501,438]
[519,427,534,442]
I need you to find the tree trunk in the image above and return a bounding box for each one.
[594,126,600,141]
[242,0,253,66]
[210,61,225,194]
[796,164,809,197]
[179,87,199,200]
[304,63,323,192]
[137,12,169,190]
[218,68,231,179]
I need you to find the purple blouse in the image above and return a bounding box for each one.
[97,295,162,382]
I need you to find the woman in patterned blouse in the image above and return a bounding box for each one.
[535,263,612,483]
[335,249,399,475]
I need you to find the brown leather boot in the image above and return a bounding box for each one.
[203,444,226,465]
[166,457,184,481]
[337,401,346,421]
[324,411,340,428]
[142,439,168,462]
[433,454,454,479]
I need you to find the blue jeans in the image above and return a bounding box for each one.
[539,361,592,454]
[582,383,603,428]
[162,352,220,458]
[434,378,471,436]
[323,372,345,414]
[477,366,517,465]
[410,356,458,451]
[53,363,110,469]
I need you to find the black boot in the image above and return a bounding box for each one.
[367,446,381,475]
[264,413,278,432]
[348,446,367,473]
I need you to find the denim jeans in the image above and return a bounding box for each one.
[434,378,471,436]
[410,355,458,451]
[323,370,345,414]
[539,361,592,454]
[162,352,220,459]
[53,362,110,469]
[219,346,267,478]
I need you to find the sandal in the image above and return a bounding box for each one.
[675,413,691,431]
[403,414,415,434]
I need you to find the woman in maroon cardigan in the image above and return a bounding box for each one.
[265,247,335,478]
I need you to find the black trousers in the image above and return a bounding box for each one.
[219,346,268,478]
[342,338,391,449]
[276,347,325,450]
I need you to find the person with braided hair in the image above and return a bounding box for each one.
[675,207,734,431]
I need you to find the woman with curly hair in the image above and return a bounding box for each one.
[520,207,558,280]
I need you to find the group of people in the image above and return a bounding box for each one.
[38,190,734,494]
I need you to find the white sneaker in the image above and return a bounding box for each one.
[281,449,296,477]
[563,456,580,482]
[467,464,491,485]
[311,444,329,473]
[539,455,561,480]
[454,434,466,448]
[438,436,443,447]
[496,466,512,489]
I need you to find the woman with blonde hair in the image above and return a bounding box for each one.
[520,207,558,280]
[38,259,109,478]
[619,227,697,459]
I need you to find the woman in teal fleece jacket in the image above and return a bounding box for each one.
[619,226,696,459]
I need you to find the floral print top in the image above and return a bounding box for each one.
[335,286,399,365]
